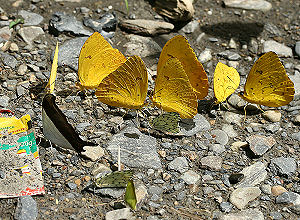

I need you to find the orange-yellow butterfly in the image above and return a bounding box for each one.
[213,62,240,103]
[239,51,295,107]
[95,35,200,118]
[77,32,126,90]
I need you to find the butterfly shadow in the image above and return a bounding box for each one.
[200,21,264,44]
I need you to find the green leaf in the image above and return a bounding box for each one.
[94,170,133,188]
[124,0,129,15]
[9,18,24,29]
[125,180,137,210]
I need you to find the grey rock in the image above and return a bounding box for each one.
[67,182,77,190]
[0,26,13,40]
[198,48,212,63]
[18,26,45,45]
[276,191,300,205]
[179,114,211,136]
[181,20,199,34]
[227,93,248,110]
[248,38,258,54]
[264,23,282,36]
[173,182,185,191]
[83,12,117,33]
[263,40,293,57]
[220,202,233,212]
[223,0,272,12]
[124,34,161,58]
[200,156,222,170]
[292,131,300,141]
[290,205,300,215]
[269,211,283,220]
[168,157,188,173]
[289,70,300,100]
[218,50,241,61]
[15,196,38,220]
[236,162,267,188]
[0,95,10,107]
[18,10,44,26]
[119,19,174,36]
[222,124,238,138]
[180,170,200,184]
[177,190,186,200]
[209,144,226,154]
[75,122,91,132]
[220,209,264,220]
[105,208,133,220]
[148,185,163,196]
[208,37,218,42]
[247,135,276,156]
[52,173,61,178]
[80,7,90,13]
[0,52,18,69]
[270,157,297,176]
[295,41,300,57]
[96,188,125,199]
[260,184,272,195]
[230,187,261,209]
[57,37,87,70]
[49,12,92,36]
[107,127,162,169]
[211,129,229,145]
[265,122,281,133]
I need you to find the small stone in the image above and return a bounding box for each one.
[262,110,281,122]
[231,141,248,151]
[260,184,272,195]
[168,157,189,173]
[294,115,300,125]
[181,20,199,34]
[223,0,272,12]
[220,202,233,212]
[198,48,212,63]
[276,191,300,206]
[269,211,283,220]
[220,209,264,220]
[228,38,237,49]
[14,196,38,220]
[271,185,288,196]
[218,50,241,61]
[200,156,222,170]
[246,135,276,156]
[81,146,104,161]
[295,41,300,57]
[209,144,225,154]
[230,187,261,209]
[9,42,19,52]
[270,157,297,176]
[221,124,238,138]
[211,129,229,145]
[18,10,44,26]
[0,52,18,69]
[67,182,77,190]
[263,40,293,57]
[0,95,10,107]
[180,170,200,184]
[236,162,267,188]
[105,208,133,220]
[18,26,45,45]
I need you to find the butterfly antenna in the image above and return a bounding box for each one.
[118,145,121,171]
[242,103,248,128]
[258,105,264,113]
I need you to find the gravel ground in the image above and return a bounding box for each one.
[0,0,299,219]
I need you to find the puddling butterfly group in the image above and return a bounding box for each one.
[77,32,295,120]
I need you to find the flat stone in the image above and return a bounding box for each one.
[49,12,92,36]
[154,0,194,21]
[179,114,211,136]
[236,162,267,188]
[18,26,45,45]
[18,10,44,26]
[181,20,199,34]
[271,185,288,196]
[220,209,264,220]
[95,188,125,199]
[289,70,300,100]
[230,187,261,209]
[0,26,13,40]
[106,127,162,169]
[295,41,300,57]
[218,50,241,61]
[198,48,212,63]
[224,0,272,12]
[270,157,297,176]
[14,196,38,220]
[262,110,281,122]
[124,34,161,58]
[119,19,174,36]
[231,141,248,151]
[263,40,293,57]
[81,146,104,162]
[0,95,10,107]
[200,155,222,170]
[0,52,18,69]
[264,23,282,36]
[222,124,238,138]
[168,157,188,173]
[223,111,243,127]
[105,208,133,220]
[276,191,300,206]
[180,170,200,184]
[246,135,276,156]
[211,129,229,145]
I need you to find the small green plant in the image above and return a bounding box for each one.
[124,0,129,15]
[9,17,24,29]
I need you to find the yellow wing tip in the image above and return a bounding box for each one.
[46,42,59,94]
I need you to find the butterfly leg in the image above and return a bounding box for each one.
[257,105,265,113]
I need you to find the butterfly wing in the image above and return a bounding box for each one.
[45,42,59,94]
[151,112,180,133]
[157,35,208,99]
[214,62,240,103]
[96,56,148,109]
[78,32,126,89]
[152,57,197,119]
[95,170,133,188]
[240,52,295,107]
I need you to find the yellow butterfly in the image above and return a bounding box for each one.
[77,32,126,90]
[213,62,240,103]
[239,51,295,107]
[45,42,59,94]
[96,36,199,118]
[157,35,208,99]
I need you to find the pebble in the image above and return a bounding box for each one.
[18,10,44,26]
[9,42,19,52]
[67,182,77,190]
[249,38,258,54]
[276,191,300,206]
[49,12,92,36]
[269,211,283,220]
[218,50,241,61]
[211,129,229,145]
[105,208,133,220]
[231,141,248,151]
[262,110,281,122]
[271,185,288,196]
[246,135,276,156]
[264,23,282,36]
[227,94,248,111]
[181,20,199,34]
[107,127,162,169]
[168,157,189,173]
[263,40,293,57]
[0,95,10,107]
[260,184,272,195]
[295,41,300,57]
[0,52,18,68]
[124,34,161,58]
[14,196,38,220]
[219,202,233,212]
[200,156,222,170]
[95,188,124,199]
[229,187,261,209]
[0,26,13,40]
[223,0,272,12]
[119,19,174,36]
[209,144,225,154]
[289,70,300,100]
[198,48,212,63]
[228,38,237,49]
[221,124,238,138]
[180,170,200,184]
[294,115,300,125]
[81,146,104,162]
[180,114,211,136]
[220,208,264,220]
[18,26,45,45]
[270,157,297,176]
[236,162,267,188]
